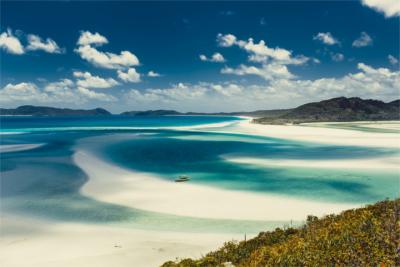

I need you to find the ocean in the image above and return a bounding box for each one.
[1,115,399,234]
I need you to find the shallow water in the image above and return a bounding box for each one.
[1,115,399,234]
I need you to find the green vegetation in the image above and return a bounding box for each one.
[0,105,111,116]
[254,97,400,124]
[162,199,399,267]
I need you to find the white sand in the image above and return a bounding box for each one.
[0,214,239,267]
[225,156,400,170]
[75,151,356,221]
[221,119,400,148]
[0,143,44,153]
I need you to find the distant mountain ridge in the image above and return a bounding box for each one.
[1,97,399,123]
[254,97,400,124]
[0,105,111,116]
[120,109,292,117]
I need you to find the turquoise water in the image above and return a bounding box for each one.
[1,115,399,233]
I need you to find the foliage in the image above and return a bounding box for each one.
[162,199,399,267]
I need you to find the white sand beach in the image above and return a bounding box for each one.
[224,156,400,170]
[0,214,240,267]
[218,119,400,148]
[75,151,356,221]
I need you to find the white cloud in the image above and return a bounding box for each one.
[148,71,161,77]
[75,31,140,70]
[75,45,140,69]
[44,79,74,93]
[221,63,295,81]
[117,68,141,83]
[199,52,226,62]
[352,32,373,47]
[0,79,116,105]
[0,82,45,101]
[331,53,345,62]
[0,30,24,55]
[73,71,119,88]
[26,34,63,53]
[388,55,399,65]
[361,0,400,17]
[2,62,398,112]
[216,33,310,82]
[122,63,400,112]
[313,32,340,45]
[217,33,237,47]
[241,38,292,61]
[77,31,108,46]
[217,33,309,66]
[77,87,116,101]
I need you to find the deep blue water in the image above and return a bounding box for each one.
[1,115,399,233]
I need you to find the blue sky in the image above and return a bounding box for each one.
[1,1,399,112]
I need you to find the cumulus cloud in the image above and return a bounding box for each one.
[26,34,63,53]
[352,32,373,47]
[0,82,45,101]
[217,33,237,47]
[77,31,108,46]
[117,68,141,83]
[313,32,340,45]
[75,31,140,70]
[361,0,400,17]
[77,86,116,101]
[148,71,161,77]
[221,63,295,81]
[75,45,140,70]
[217,33,309,66]
[0,29,64,55]
[216,33,310,82]
[122,63,400,112]
[199,52,226,62]
[0,79,116,105]
[0,29,24,55]
[73,71,119,88]
[388,55,399,65]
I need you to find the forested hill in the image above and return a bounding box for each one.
[0,105,111,116]
[254,97,400,124]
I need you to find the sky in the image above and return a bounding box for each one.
[0,0,399,113]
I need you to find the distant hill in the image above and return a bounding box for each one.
[120,109,292,117]
[162,198,399,267]
[2,97,399,120]
[0,105,111,116]
[254,97,400,124]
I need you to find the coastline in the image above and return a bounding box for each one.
[75,150,356,221]
[218,119,400,148]
[2,119,399,267]
[0,214,240,267]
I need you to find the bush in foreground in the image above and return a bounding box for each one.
[162,199,399,267]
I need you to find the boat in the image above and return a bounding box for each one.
[175,175,190,182]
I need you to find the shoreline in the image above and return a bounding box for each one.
[215,119,400,148]
[75,150,357,221]
[2,119,399,267]
[0,214,240,267]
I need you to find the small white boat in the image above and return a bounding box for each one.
[175,175,190,182]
